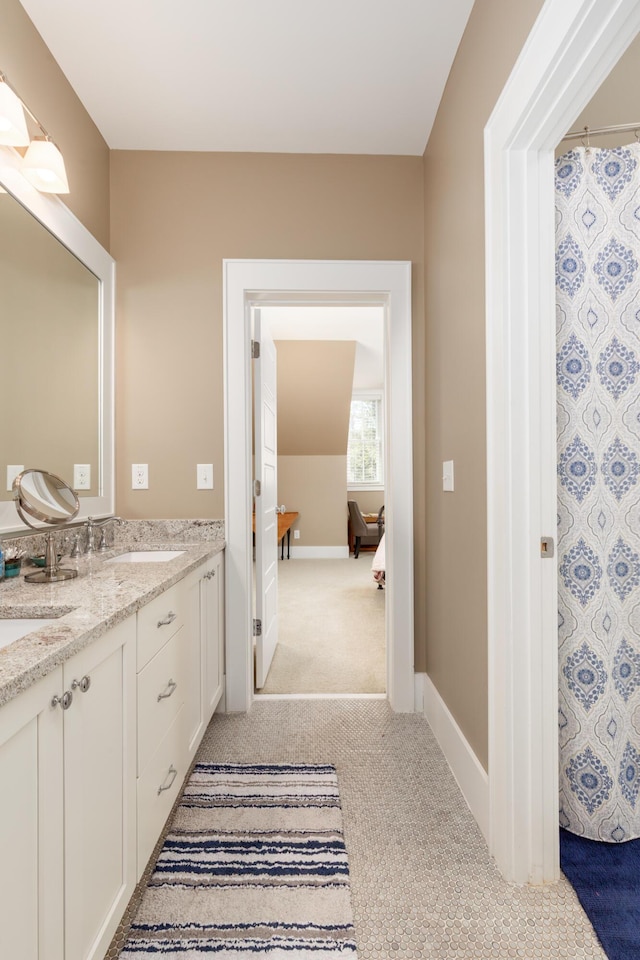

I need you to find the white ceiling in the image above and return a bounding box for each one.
[262,305,383,390]
[18,0,474,155]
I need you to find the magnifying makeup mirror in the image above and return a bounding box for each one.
[13,468,80,582]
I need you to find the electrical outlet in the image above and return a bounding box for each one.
[197,463,214,490]
[132,463,149,489]
[294,529,300,540]
[6,464,24,492]
[73,464,91,490]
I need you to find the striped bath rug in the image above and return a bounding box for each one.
[120,762,358,957]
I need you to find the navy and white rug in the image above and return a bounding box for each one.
[120,762,358,957]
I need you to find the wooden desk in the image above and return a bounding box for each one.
[252,510,299,559]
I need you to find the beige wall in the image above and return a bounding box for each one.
[278,456,347,547]
[422,0,545,769]
[276,340,355,455]
[0,0,110,247]
[567,32,640,149]
[351,491,385,515]
[110,150,426,639]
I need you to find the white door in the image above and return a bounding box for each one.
[253,309,279,688]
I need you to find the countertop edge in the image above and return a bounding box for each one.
[0,540,225,708]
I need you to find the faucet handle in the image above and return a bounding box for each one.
[98,527,108,551]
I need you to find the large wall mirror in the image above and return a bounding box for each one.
[0,146,114,534]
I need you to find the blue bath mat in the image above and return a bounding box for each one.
[560,828,640,959]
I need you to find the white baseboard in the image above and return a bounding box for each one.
[419,672,489,844]
[285,546,350,559]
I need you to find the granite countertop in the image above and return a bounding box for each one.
[0,539,225,708]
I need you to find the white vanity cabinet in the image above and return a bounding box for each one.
[0,546,225,960]
[0,615,136,960]
[135,551,225,877]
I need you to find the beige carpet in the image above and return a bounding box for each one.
[259,558,385,695]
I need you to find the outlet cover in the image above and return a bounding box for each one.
[442,460,455,492]
[132,463,149,489]
[197,463,214,490]
[294,529,300,539]
[6,464,24,492]
[73,464,91,490]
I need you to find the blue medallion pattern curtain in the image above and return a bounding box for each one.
[556,143,640,842]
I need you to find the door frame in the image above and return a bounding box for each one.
[485,0,640,883]
[223,259,414,713]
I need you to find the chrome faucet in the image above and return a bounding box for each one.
[84,516,124,554]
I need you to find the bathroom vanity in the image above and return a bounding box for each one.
[0,541,224,960]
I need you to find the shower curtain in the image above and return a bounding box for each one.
[557,142,640,842]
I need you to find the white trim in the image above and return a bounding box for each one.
[0,145,115,534]
[423,673,489,844]
[286,546,350,559]
[413,671,426,713]
[223,259,414,714]
[485,0,640,883]
[254,692,387,701]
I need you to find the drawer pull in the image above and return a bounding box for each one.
[157,764,178,796]
[72,675,91,694]
[157,611,177,628]
[157,678,178,702]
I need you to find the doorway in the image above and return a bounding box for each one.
[252,304,387,696]
[223,259,414,715]
[485,0,640,883]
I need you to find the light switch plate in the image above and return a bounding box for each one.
[6,464,24,492]
[132,464,149,489]
[197,464,214,489]
[73,464,91,490]
[442,460,455,492]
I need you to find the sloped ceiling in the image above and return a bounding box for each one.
[276,340,356,455]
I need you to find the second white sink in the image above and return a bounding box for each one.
[105,551,185,564]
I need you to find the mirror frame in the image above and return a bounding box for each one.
[0,145,114,534]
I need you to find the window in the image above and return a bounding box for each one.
[347,392,384,488]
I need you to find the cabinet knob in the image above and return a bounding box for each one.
[204,569,216,580]
[157,611,177,628]
[72,675,91,694]
[51,690,73,710]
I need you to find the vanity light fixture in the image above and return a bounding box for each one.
[0,70,69,194]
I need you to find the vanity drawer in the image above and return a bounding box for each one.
[137,583,185,670]
[137,705,187,878]
[137,625,186,776]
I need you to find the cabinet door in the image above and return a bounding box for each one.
[63,616,136,960]
[0,668,63,960]
[201,552,224,722]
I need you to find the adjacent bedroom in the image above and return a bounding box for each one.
[252,305,386,697]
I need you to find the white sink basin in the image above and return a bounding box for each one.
[0,619,60,651]
[105,550,185,564]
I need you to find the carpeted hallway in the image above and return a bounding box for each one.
[258,558,385,695]
[111,700,605,959]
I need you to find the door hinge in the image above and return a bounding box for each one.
[254,479,261,497]
[251,339,260,359]
[253,618,262,637]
